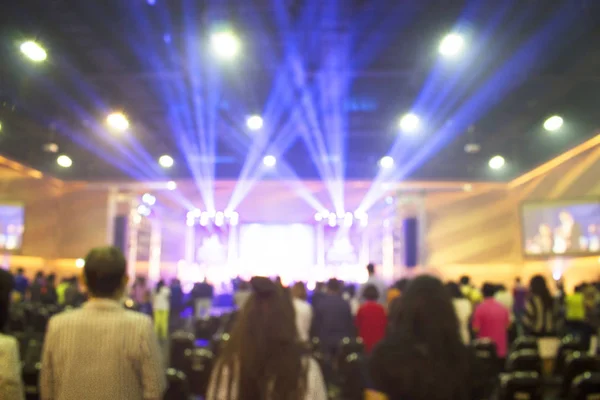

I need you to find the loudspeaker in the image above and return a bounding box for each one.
[403,217,418,268]
[113,215,128,254]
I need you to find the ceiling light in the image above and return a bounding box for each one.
[142,193,156,206]
[210,31,241,60]
[544,115,563,132]
[56,155,72,168]
[106,112,129,132]
[439,33,464,57]
[166,181,177,190]
[379,156,394,169]
[246,115,263,131]
[399,113,420,133]
[75,258,85,268]
[20,41,47,62]
[488,155,505,170]
[159,155,174,168]
[263,155,276,167]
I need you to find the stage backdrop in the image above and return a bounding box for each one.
[239,224,315,283]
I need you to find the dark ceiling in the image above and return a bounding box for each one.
[0,0,599,182]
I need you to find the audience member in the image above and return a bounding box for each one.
[234,280,251,309]
[355,284,386,353]
[191,278,214,318]
[207,277,327,400]
[153,279,170,340]
[311,282,326,308]
[513,277,528,333]
[460,275,482,305]
[359,263,387,304]
[522,275,557,337]
[169,279,184,329]
[472,283,511,363]
[0,269,24,400]
[41,273,58,305]
[312,278,355,358]
[56,277,70,306]
[130,276,148,305]
[29,271,44,303]
[446,281,472,345]
[291,282,312,343]
[64,276,82,307]
[40,246,165,400]
[343,284,360,316]
[13,267,28,296]
[369,275,483,400]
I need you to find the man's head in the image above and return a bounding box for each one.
[459,275,470,286]
[16,268,24,276]
[83,246,128,299]
[366,263,375,276]
[362,284,379,302]
[327,278,342,294]
[515,277,521,284]
[482,283,496,298]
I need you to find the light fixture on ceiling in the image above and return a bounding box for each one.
[543,115,563,132]
[106,112,130,132]
[20,40,47,62]
[159,154,174,168]
[263,155,276,167]
[399,113,420,133]
[488,155,505,170]
[246,115,263,131]
[57,154,72,168]
[166,181,177,190]
[439,33,464,57]
[379,156,395,169]
[210,31,241,60]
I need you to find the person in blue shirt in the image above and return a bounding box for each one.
[13,268,28,297]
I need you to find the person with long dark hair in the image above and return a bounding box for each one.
[446,281,472,345]
[369,275,483,400]
[207,277,326,400]
[522,275,556,337]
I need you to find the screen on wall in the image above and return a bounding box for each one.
[0,204,25,251]
[521,199,600,257]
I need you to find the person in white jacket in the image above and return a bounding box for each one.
[447,281,472,344]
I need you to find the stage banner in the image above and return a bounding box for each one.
[136,217,152,262]
[194,224,229,266]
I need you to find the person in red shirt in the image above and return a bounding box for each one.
[355,284,387,353]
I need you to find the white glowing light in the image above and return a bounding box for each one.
[166,181,177,190]
[246,115,263,131]
[106,112,130,132]
[211,31,241,59]
[263,155,276,167]
[544,115,563,132]
[20,41,47,62]
[314,213,323,222]
[142,193,156,206]
[379,156,394,169]
[439,33,464,57]
[75,258,85,268]
[159,154,174,168]
[399,113,420,133]
[57,155,72,168]
[488,155,505,170]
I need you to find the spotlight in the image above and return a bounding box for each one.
[230,211,239,226]
[344,212,353,227]
[191,208,202,218]
[263,155,276,167]
[142,193,156,206]
[314,212,323,222]
[488,155,505,170]
[544,115,563,132]
[159,154,174,168]
[106,112,129,132]
[328,214,337,227]
[399,113,420,133]
[321,210,330,218]
[379,156,394,169]
[359,214,369,228]
[439,33,464,57]
[147,0,156,4]
[215,211,224,227]
[210,31,241,60]
[246,115,263,131]
[137,204,151,217]
[20,40,47,62]
[56,155,72,168]
[75,258,85,268]
[166,181,177,190]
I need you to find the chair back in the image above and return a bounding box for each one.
[169,331,195,371]
[32,308,50,333]
[185,348,215,396]
[473,338,499,360]
[562,352,600,397]
[555,336,586,376]
[339,353,365,400]
[163,368,190,400]
[511,336,539,353]
[209,333,231,359]
[194,317,220,340]
[498,371,542,400]
[569,372,600,400]
[506,349,542,374]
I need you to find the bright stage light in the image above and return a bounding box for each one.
[230,211,239,226]
[186,218,194,227]
[399,113,420,133]
[142,193,156,206]
[106,112,129,132]
[328,214,337,227]
[314,212,323,222]
[488,155,505,170]
[211,31,241,60]
[246,115,263,131]
[263,155,276,167]
[137,204,151,217]
[75,258,85,268]
[215,211,224,227]
[20,41,47,62]
[544,115,563,132]
[344,212,353,227]
[439,33,464,57]
[321,210,330,218]
[159,154,174,168]
[56,155,72,168]
[167,181,177,190]
[379,156,394,169]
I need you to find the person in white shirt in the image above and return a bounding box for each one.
[153,280,171,340]
[494,284,514,322]
[207,277,326,400]
[359,263,387,305]
[446,281,473,344]
[291,282,313,342]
